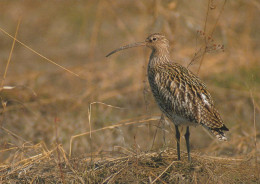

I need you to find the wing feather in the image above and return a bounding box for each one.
[149,63,225,130]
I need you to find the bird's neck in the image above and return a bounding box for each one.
[148,48,171,68]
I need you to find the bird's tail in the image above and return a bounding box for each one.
[210,128,227,141]
[203,124,229,141]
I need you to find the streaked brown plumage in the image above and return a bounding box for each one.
[106,33,229,161]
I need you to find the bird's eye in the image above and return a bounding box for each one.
[153,37,157,41]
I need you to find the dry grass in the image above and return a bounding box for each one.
[0,147,258,183]
[0,0,259,183]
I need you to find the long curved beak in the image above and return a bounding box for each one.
[106,42,146,57]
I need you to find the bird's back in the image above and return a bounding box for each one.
[148,61,229,140]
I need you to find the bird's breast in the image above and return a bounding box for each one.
[147,67,197,126]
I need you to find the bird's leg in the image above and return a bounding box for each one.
[175,125,181,160]
[185,126,191,162]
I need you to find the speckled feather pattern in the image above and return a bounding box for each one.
[146,34,228,141]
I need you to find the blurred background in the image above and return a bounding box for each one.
[0,0,259,162]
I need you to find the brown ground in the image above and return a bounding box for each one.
[0,1,259,183]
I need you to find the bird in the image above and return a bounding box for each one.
[106,33,229,161]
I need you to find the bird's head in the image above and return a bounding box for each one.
[145,33,169,51]
[106,33,169,57]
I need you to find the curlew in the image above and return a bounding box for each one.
[106,33,229,161]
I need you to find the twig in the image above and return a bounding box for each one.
[88,101,126,138]
[203,0,211,34]
[0,148,55,178]
[0,26,80,78]
[113,146,135,155]
[196,0,227,74]
[151,160,178,184]
[150,114,164,150]
[149,171,167,184]
[0,19,20,129]
[250,91,259,181]
[101,166,127,184]
[69,116,160,157]
[54,117,65,183]
[197,0,211,75]
[0,19,21,89]
[0,99,7,128]
[201,155,243,161]
[58,145,85,184]
[87,102,125,164]
[210,0,227,36]
[1,126,28,143]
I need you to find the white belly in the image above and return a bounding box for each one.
[168,113,197,127]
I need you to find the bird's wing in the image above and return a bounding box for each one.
[153,63,226,130]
